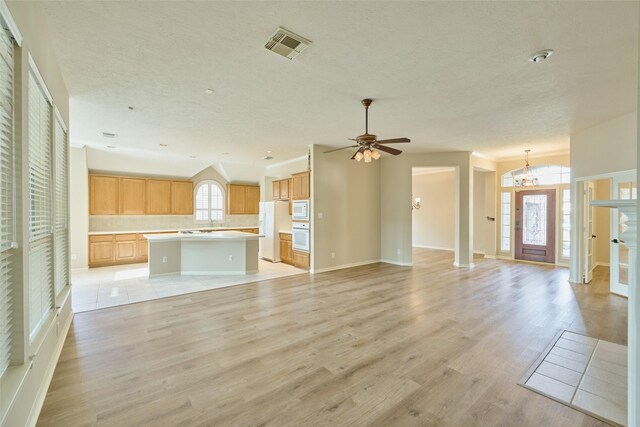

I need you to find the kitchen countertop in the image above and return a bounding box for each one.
[279,230,292,234]
[88,226,259,236]
[144,231,263,241]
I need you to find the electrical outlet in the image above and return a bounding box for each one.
[162,256,168,263]
[318,212,323,219]
[71,254,77,261]
[229,255,234,261]
[396,248,401,255]
[331,252,335,259]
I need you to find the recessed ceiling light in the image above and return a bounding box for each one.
[221,152,229,155]
[102,132,117,138]
[128,106,134,110]
[204,89,214,95]
[159,144,168,147]
[529,49,554,63]
[266,150,273,154]
[263,156,274,160]
[189,155,197,159]
[106,145,116,149]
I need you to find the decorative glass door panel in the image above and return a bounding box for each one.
[515,189,556,263]
[610,174,636,296]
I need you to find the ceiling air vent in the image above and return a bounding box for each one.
[264,27,311,60]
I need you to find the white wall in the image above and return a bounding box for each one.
[311,145,380,272]
[570,112,637,179]
[411,170,455,250]
[593,179,611,266]
[2,2,72,426]
[69,147,88,268]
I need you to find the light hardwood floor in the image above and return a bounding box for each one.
[37,249,627,426]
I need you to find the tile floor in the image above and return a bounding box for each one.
[523,330,627,426]
[72,260,307,313]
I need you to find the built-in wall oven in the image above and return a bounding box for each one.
[292,222,310,252]
[292,200,310,221]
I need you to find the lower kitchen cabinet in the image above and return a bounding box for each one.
[293,250,310,270]
[89,235,115,266]
[89,233,149,267]
[279,233,293,264]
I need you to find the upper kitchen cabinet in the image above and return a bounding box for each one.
[291,171,310,200]
[227,184,260,214]
[272,178,291,201]
[119,178,146,215]
[90,175,119,215]
[146,179,172,214]
[171,181,194,215]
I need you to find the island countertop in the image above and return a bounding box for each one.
[144,231,263,241]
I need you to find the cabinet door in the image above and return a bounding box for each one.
[293,250,310,269]
[115,241,136,261]
[89,240,114,266]
[279,180,289,200]
[244,186,260,214]
[287,241,293,261]
[227,185,246,214]
[90,175,119,215]
[146,179,172,214]
[280,239,288,262]
[171,181,193,214]
[136,236,148,260]
[272,181,280,200]
[300,173,310,199]
[119,178,146,214]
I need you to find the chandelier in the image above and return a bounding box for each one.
[512,149,539,187]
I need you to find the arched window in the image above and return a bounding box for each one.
[501,165,570,187]
[194,181,224,221]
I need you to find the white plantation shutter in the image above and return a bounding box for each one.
[28,70,54,339]
[53,116,68,296]
[195,181,224,221]
[0,26,15,376]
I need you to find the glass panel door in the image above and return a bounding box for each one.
[610,173,636,297]
[514,189,556,263]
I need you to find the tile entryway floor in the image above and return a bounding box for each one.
[72,260,307,313]
[522,330,627,426]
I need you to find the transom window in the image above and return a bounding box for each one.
[195,181,224,221]
[502,165,570,187]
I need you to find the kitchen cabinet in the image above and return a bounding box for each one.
[279,233,293,265]
[89,175,119,215]
[89,235,115,266]
[171,181,193,214]
[272,179,292,201]
[293,250,310,269]
[115,234,137,262]
[241,228,259,234]
[227,184,260,215]
[119,178,146,215]
[146,179,172,214]
[291,171,310,200]
[136,234,148,260]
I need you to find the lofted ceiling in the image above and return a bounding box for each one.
[36,1,638,178]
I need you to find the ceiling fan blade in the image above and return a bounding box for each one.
[375,137,410,144]
[351,147,365,160]
[323,145,359,154]
[375,144,402,156]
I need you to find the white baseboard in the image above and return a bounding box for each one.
[380,259,413,266]
[412,244,454,251]
[311,259,381,274]
[595,262,611,267]
[484,254,498,259]
[454,262,474,268]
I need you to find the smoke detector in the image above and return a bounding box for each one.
[529,49,554,63]
[264,27,311,60]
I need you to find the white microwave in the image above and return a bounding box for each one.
[292,200,309,221]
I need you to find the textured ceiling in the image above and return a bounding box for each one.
[37,1,638,178]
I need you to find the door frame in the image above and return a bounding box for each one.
[570,169,636,285]
[609,172,636,297]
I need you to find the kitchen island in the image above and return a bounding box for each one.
[144,231,262,277]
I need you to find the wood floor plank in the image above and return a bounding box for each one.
[37,249,625,426]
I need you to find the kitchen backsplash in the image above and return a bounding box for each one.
[89,215,259,232]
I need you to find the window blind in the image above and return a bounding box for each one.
[54,116,68,296]
[195,182,224,221]
[28,70,54,339]
[0,26,15,376]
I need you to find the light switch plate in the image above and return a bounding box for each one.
[318,212,323,219]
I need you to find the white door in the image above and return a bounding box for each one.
[610,174,637,297]
[583,183,595,284]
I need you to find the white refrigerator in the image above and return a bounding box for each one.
[259,201,291,262]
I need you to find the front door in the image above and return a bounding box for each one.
[515,189,556,263]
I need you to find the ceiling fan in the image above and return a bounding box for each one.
[324,98,410,162]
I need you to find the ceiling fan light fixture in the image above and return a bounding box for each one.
[371,150,381,160]
[354,151,364,162]
[363,149,372,162]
